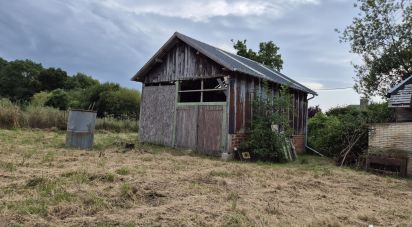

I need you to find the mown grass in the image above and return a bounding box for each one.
[0,129,411,226]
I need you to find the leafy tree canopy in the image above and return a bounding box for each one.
[0,57,7,70]
[45,89,69,110]
[65,73,99,89]
[0,59,43,102]
[38,68,68,91]
[0,56,141,119]
[232,39,284,71]
[338,0,412,97]
[82,83,140,118]
[308,105,322,118]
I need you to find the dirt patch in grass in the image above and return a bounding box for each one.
[0,129,411,226]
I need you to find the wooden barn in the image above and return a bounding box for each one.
[132,32,316,157]
[387,75,412,122]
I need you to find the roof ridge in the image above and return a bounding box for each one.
[388,75,412,95]
[133,31,317,95]
[176,32,315,94]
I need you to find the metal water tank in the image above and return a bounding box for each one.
[66,110,97,149]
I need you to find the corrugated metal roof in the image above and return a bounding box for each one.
[387,75,412,95]
[388,75,412,108]
[132,32,317,95]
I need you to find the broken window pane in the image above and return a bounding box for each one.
[203,78,220,89]
[178,78,227,103]
[179,92,201,102]
[203,78,227,89]
[203,91,226,102]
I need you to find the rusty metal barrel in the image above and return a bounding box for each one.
[65,110,97,149]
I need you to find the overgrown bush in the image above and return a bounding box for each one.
[308,103,393,166]
[44,89,69,110]
[31,91,52,107]
[244,84,292,162]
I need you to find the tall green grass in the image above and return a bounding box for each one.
[0,98,26,128]
[0,98,138,132]
[95,117,138,132]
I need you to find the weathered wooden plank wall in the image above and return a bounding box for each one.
[175,106,198,149]
[144,41,226,83]
[139,85,175,146]
[228,73,307,135]
[175,105,225,155]
[395,108,412,122]
[197,105,224,155]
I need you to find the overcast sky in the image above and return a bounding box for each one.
[0,0,368,110]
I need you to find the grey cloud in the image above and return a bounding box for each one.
[0,0,361,109]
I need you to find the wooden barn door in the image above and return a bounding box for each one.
[174,105,225,155]
[197,105,224,155]
[175,106,198,149]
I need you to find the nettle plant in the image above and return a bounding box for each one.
[245,81,293,162]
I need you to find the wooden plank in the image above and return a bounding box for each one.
[139,85,176,146]
[302,94,306,135]
[175,106,198,149]
[197,105,224,155]
[244,77,252,129]
[235,76,244,132]
[144,42,226,83]
[395,108,412,122]
[229,77,235,134]
[172,81,179,147]
[300,92,305,134]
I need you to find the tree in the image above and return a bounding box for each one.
[0,57,7,70]
[65,73,99,89]
[45,89,69,110]
[82,83,121,116]
[0,59,43,101]
[31,91,52,107]
[232,40,283,71]
[308,105,322,118]
[102,88,141,119]
[37,68,68,91]
[338,0,412,97]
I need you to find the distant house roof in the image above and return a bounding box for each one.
[132,32,317,95]
[387,75,412,108]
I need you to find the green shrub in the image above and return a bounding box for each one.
[245,84,292,162]
[308,112,344,157]
[365,102,394,123]
[45,89,69,110]
[31,91,52,107]
[308,103,393,165]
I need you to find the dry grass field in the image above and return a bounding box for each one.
[0,129,411,227]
